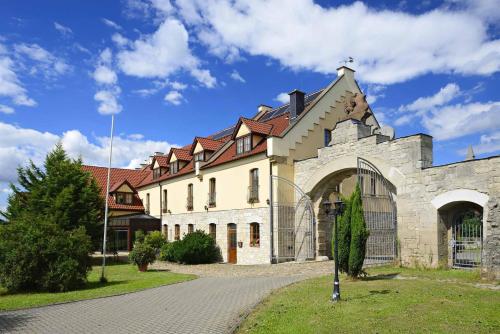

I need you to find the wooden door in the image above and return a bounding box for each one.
[227,223,237,264]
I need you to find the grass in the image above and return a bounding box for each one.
[238,266,500,334]
[0,263,195,311]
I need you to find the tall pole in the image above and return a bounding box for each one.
[332,209,340,301]
[101,114,115,281]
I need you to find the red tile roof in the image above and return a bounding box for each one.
[152,155,169,168]
[169,148,192,161]
[109,179,137,193]
[232,118,273,139]
[82,165,147,211]
[190,137,224,154]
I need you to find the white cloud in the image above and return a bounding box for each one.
[14,43,70,77]
[0,121,175,184]
[396,83,461,125]
[94,88,122,115]
[170,81,187,90]
[164,90,183,105]
[366,84,386,104]
[0,104,14,114]
[274,92,289,104]
[93,48,122,114]
[422,101,500,141]
[465,131,500,155]
[175,0,500,84]
[101,18,122,30]
[230,69,245,83]
[54,22,73,37]
[0,53,36,107]
[117,18,216,87]
[111,33,129,47]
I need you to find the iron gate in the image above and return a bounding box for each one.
[452,211,482,268]
[270,175,315,262]
[357,158,397,264]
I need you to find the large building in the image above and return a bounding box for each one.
[85,67,499,278]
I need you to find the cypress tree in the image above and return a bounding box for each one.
[348,183,370,277]
[334,195,352,273]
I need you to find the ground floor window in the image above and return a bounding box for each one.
[250,223,260,247]
[114,230,128,252]
[162,224,168,240]
[175,224,180,240]
[188,224,194,234]
[209,223,216,240]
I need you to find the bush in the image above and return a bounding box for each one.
[0,216,92,292]
[159,231,220,264]
[336,195,352,274]
[134,229,145,243]
[144,230,167,253]
[128,242,156,267]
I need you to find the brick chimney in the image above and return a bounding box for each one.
[288,89,305,122]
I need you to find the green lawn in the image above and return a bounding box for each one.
[0,263,195,311]
[238,266,500,334]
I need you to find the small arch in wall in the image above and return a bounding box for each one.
[431,189,489,210]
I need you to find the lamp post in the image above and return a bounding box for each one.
[322,198,344,302]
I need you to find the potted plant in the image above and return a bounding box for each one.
[129,242,156,272]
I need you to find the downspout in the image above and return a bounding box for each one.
[269,160,275,264]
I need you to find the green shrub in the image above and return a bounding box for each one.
[159,231,220,264]
[128,242,156,267]
[348,183,369,277]
[134,230,145,243]
[159,242,177,262]
[144,230,167,253]
[0,216,92,292]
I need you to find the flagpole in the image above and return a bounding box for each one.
[101,114,115,281]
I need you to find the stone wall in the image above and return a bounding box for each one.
[293,119,500,277]
[162,207,270,265]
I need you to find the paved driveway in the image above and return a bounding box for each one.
[0,276,302,334]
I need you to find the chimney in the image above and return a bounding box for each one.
[288,89,305,122]
[154,151,164,156]
[336,66,355,80]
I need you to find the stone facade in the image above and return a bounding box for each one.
[162,207,270,265]
[294,120,500,278]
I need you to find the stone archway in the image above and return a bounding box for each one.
[432,189,489,268]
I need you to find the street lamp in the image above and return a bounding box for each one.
[322,198,344,302]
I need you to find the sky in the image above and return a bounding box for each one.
[0,0,499,210]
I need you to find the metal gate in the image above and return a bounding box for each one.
[357,158,397,264]
[452,211,482,268]
[270,175,315,262]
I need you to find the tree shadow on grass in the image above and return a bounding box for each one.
[361,273,400,281]
[145,269,171,273]
[0,313,34,332]
[81,280,128,291]
[346,289,392,301]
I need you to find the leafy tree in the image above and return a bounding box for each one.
[1,144,103,242]
[144,230,167,254]
[0,214,92,292]
[348,183,370,277]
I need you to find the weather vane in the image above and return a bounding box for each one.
[341,57,354,65]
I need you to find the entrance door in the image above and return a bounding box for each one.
[452,211,482,268]
[227,223,237,264]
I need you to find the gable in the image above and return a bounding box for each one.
[170,152,178,163]
[193,142,204,154]
[236,123,251,138]
[153,160,160,169]
[116,183,134,193]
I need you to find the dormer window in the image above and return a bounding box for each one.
[153,168,161,179]
[115,192,133,204]
[194,152,205,162]
[236,135,252,155]
[170,161,178,174]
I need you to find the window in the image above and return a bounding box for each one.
[187,183,193,211]
[188,224,194,234]
[209,223,216,240]
[250,223,260,247]
[324,129,332,147]
[208,178,216,207]
[170,161,178,174]
[162,189,168,213]
[194,151,204,162]
[236,135,252,155]
[162,224,168,240]
[153,168,161,179]
[174,224,180,240]
[248,168,259,202]
[116,192,133,204]
[145,193,150,213]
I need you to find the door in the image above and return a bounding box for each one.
[452,210,482,268]
[227,223,237,264]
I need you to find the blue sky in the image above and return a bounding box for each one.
[0,0,499,209]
